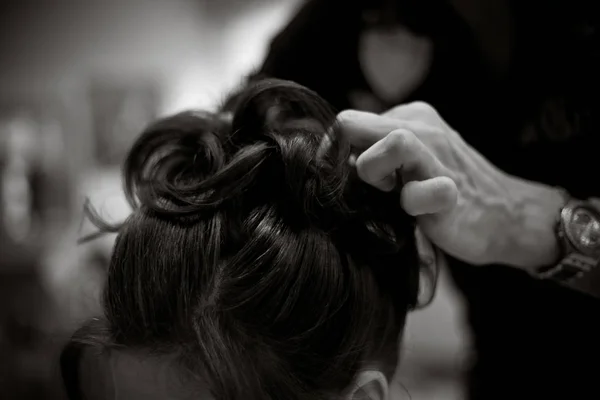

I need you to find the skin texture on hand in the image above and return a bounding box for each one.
[505,178,564,270]
[337,102,562,270]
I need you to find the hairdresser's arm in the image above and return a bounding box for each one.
[337,103,565,274]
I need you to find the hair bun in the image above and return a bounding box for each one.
[121,110,232,213]
[222,79,355,227]
[119,79,398,239]
[229,79,336,141]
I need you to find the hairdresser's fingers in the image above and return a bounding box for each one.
[355,129,450,191]
[348,152,358,167]
[400,177,458,216]
[381,101,451,130]
[337,107,447,149]
[337,110,413,149]
[414,227,441,308]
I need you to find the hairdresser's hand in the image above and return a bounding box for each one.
[338,102,563,269]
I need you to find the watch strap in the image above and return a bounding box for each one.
[538,252,598,281]
[545,253,600,298]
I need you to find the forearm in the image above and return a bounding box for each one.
[500,133,600,271]
[500,177,567,273]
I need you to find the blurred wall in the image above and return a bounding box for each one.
[0,0,301,237]
[0,0,299,112]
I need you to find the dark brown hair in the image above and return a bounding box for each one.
[61,79,420,399]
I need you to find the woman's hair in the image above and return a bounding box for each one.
[61,79,420,400]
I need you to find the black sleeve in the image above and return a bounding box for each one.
[509,0,600,198]
[510,135,600,199]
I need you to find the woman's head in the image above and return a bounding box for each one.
[62,79,421,400]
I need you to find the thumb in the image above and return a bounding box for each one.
[400,177,458,216]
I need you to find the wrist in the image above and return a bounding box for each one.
[501,178,566,272]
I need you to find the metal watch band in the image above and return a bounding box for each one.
[548,253,600,298]
[539,253,598,281]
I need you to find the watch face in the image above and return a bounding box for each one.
[567,206,600,255]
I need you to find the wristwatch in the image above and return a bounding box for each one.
[535,195,600,298]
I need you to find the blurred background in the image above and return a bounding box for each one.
[0,1,472,399]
